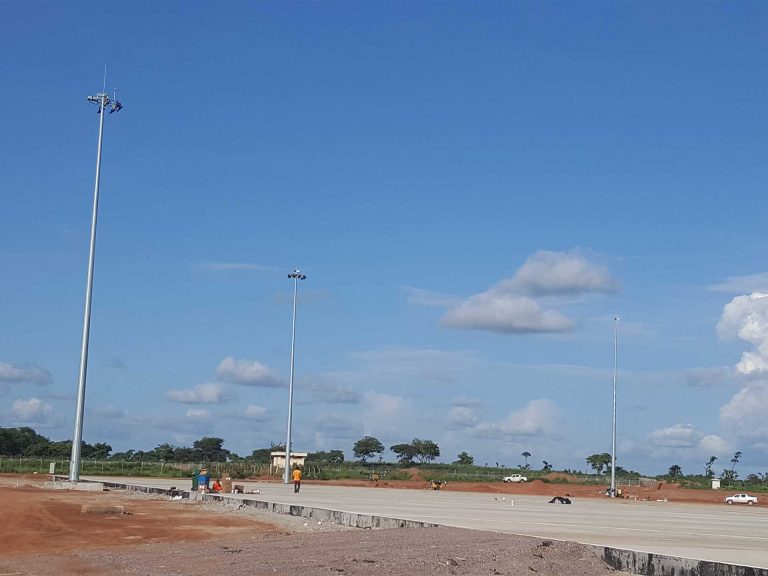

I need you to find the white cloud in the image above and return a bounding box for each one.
[440,250,616,335]
[506,250,617,296]
[13,397,53,420]
[244,405,268,420]
[0,362,52,385]
[720,384,768,440]
[362,391,403,421]
[710,272,768,294]
[216,357,283,387]
[716,293,768,376]
[166,383,223,404]
[359,391,406,438]
[646,423,731,458]
[699,434,731,454]
[446,406,479,429]
[186,408,210,419]
[648,424,700,448]
[91,405,127,419]
[472,399,560,439]
[441,293,573,333]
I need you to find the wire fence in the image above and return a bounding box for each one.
[0,457,272,478]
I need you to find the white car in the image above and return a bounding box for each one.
[725,493,758,505]
[502,474,528,483]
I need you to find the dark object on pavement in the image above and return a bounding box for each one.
[548,496,572,504]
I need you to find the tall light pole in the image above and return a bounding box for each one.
[610,316,619,498]
[69,89,123,482]
[283,269,307,484]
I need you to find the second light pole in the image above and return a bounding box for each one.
[283,269,307,484]
[610,316,619,497]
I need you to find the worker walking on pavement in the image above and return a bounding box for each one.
[292,466,302,493]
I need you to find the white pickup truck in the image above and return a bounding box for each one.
[503,473,528,483]
[724,493,758,505]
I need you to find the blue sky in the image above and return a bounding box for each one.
[2,2,768,476]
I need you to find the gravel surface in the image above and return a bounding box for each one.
[9,527,622,576]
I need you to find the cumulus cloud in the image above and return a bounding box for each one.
[472,399,560,439]
[440,250,616,334]
[505,250,617,296]
[720,385,768,439]
[646,423,731,458]
[166,383,223,404]
[446,406,479,429]
[186,408,210,419]
[244,405,268,420]
[716,293,768,376]
[715,293,768,443]
[0,362,52,385]
[13,398,53,420]
[362,391,403,420]
[216,357,283,387]
[442,294,573,333]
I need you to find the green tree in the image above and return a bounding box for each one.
[249,445,276,464]
[353,436,384,463]
[586,453,612,475]
[307,450,345,464]
[730,451,742,475]
[390,443,417,465]
[327,449,344,464]
[704,456,717,478]
[668,464,682,479]
[412,438,440,464]
[521,451,531,469]
[192,437,230,462]
[0,427,51,456]
[542,460,553,472]
[151,443,176,463]
[454,451,474,466]
[721,469,738,482]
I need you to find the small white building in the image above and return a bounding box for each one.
[270,451,308,473]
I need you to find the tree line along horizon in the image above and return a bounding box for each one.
[0,427,756,481]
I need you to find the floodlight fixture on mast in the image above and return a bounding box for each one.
[283,269,307,484]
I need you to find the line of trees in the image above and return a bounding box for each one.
[0,427,351,467]
[352,436,442,465]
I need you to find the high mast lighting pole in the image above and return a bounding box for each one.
[69,89,123,482]
[610,316,619,498]
[283,269,307,484]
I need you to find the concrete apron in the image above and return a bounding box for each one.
[95,480,768,576]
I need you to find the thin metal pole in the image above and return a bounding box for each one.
[610,316,619,497]
[70,94,107,482]
[283,275,299,484]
